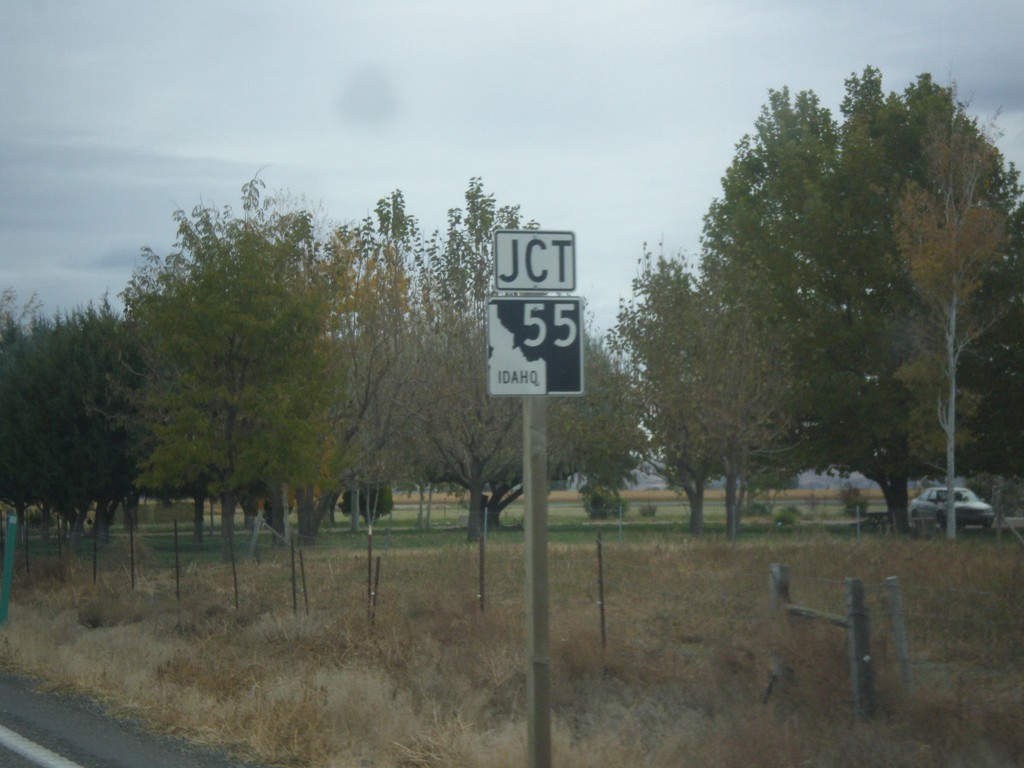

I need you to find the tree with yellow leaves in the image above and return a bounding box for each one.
[896,99,1009,540]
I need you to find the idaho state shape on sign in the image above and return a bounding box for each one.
[487,297,584,396]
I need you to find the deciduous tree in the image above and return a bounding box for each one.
[614,251,716,533]
[0,302,142,541]
[614,249,792,537]
[0,313,45,538]
[123,179,333,561]
[895,101,1013,538]
[312,191,419,541]
[549,330,642,499]
[959,197,1024,481]
[699,68,995,527]
[411,179,528,540]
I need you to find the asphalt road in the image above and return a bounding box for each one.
[0,675,270,768]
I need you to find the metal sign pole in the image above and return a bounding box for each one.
[492,228,579,768]
[524,396,551,768]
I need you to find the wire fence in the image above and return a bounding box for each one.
[3,518,1022,704]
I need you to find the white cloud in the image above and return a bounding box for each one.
[1,0,1022,331]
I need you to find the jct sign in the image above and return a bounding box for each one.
[493,230,575,292]
[487,297,584,396]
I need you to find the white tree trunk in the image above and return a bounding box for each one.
[944,294,958,541]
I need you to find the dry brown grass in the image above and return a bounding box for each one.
[1,535,1022,767]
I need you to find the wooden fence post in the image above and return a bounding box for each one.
[596,532,606,648]
[229,532,239,611]
[845,577,873,720]
[770,563,790,609]
[173,520,181,601]
[766,563,790,703]
[478,518,486,613]
[299,549,309,617]
[371,556,381,626]
[366,529,374,623]
[885,576,913,692]
[291,535,298,615]
[129,513,136,591]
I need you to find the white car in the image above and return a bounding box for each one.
[909,487,994,530]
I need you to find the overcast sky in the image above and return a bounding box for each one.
[2,0,1022,332]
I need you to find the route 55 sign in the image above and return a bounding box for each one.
[487,297,584,396]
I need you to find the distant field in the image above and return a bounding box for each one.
[392,486,883,506]
[131,487,886,540]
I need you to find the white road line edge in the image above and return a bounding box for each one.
[0,722,87,768]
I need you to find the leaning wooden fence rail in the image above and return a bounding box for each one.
[768,563,914,721]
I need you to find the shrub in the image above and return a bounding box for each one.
[340,485,394,523]
[840,483,864,516]
[638,504,657,518]
[78,593,147,628]
[580,484,624,520]
[773,506,800,527]
[747,501,770,518]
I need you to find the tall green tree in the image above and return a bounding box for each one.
[0,314,45,537]
[53,303,144,539]
[0,302,142,540]
[700,68,995,526]
[959,193,1024,480]
[123,179,334,561]
[614,251,716,533]
[614,249,791,537]
[0,291,42,535]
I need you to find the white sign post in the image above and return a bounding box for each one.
[523,395,550,768]
[489,229,582,768]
